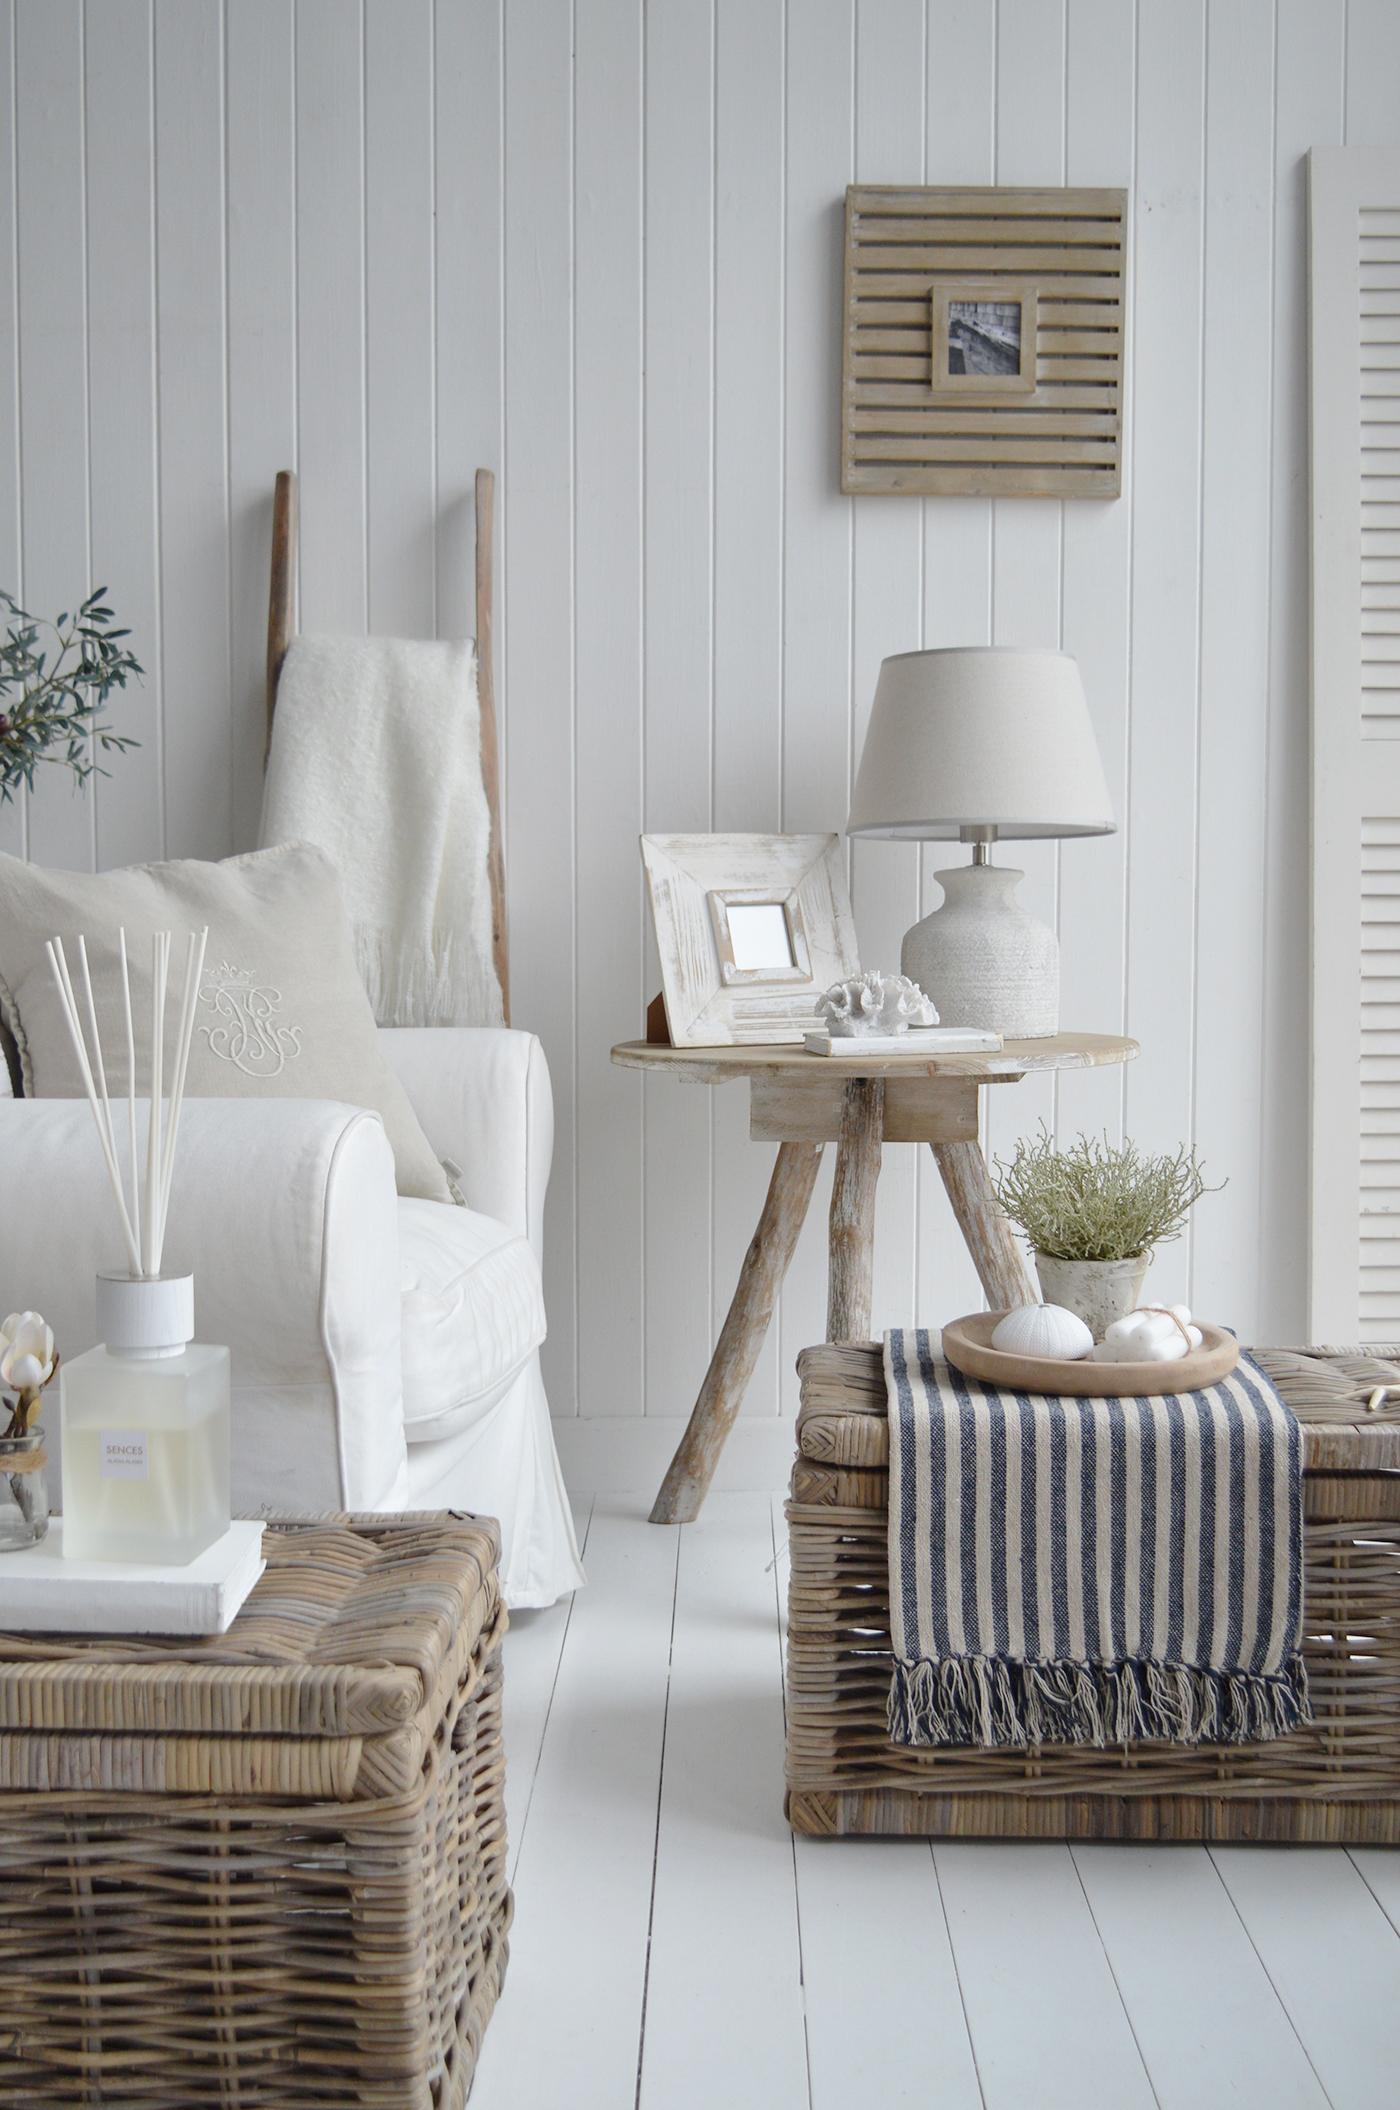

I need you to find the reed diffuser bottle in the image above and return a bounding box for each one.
[49,927,232,1566]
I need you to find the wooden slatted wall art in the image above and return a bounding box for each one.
[841,185,1128,498]
[1309,149,1400,1342]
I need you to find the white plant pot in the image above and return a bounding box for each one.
[1033,1252,1149,1341]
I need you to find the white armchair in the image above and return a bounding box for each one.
[0,1026,584,1609]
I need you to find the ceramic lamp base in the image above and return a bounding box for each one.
[901,863,1059,1038]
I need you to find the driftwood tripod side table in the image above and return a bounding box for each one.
[610,1033,1139,1524]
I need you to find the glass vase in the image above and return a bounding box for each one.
[0,1427,49,1550]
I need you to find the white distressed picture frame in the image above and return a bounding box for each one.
[641,833,860,1047]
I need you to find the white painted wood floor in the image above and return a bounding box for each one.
[471,1493,1400,2110]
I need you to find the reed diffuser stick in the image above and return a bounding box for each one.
[144,933,166,1277]
[76,937,113,1136]
[45,925,209,1281]
[155,926,207,1258]
[45,938,142,1276]
[118,928,141,1266]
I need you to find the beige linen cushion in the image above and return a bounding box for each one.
[0,841,453,1204]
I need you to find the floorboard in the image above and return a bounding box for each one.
[796,1836,984,2110]
[471,1489,1400,2110]
[499,1495,594,1884]
[1349,1848,1400,1939]
[934,1841,1156,2110]
[779,1478,982,2107]
[637,1492,810,2110]
[471,1500,679,2110]
[1073,1843,1329,2110]
[1213,1846,1400,2110]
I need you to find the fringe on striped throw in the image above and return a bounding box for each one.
[887,1651,1311,1751]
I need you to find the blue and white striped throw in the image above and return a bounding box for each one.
[885,1328,1311,1749]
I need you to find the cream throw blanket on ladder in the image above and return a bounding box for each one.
[260,637,503,1029]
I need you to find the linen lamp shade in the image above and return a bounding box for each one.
[846,648,1116,1037]
[847,647,1116,841]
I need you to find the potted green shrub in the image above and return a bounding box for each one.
[993,1126,1218,1337]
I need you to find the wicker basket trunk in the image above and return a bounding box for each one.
[0,1514,510,2107]
[786,1343,1400,1843]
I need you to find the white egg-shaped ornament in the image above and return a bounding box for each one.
[1099,1305,1206,1363]
[991,1303,1094,1361]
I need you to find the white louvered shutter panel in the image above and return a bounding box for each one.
[1309,150,1400,1342]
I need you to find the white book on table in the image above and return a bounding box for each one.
[802,1026,1003,1057]
[0,1518,265,1635]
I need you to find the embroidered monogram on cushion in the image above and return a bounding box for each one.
[198,963,303,1077]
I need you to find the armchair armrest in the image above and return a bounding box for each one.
[377,1027,553,1263]
[0,1098,407,1518]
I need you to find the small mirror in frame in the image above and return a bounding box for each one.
[641,833,859,1047]
[709,892,812,983]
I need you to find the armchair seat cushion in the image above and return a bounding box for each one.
[398,1198,546,1445]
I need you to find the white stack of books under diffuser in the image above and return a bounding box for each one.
[0,1520,265,1635]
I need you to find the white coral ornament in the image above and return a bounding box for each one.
[991,1302,1094,1361]
[816,970,938,1037]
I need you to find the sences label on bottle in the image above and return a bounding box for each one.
[100,1431,148,1481]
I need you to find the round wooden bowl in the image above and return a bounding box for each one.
[940,1311,1239,1397]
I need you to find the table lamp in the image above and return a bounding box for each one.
[846,647,1116,1038]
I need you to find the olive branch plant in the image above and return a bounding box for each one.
[0,589,141,803]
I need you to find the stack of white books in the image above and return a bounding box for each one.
[0,1518,265,1635]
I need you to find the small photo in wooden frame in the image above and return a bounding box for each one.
[642,833,859,1047]
[930,277,1038,396]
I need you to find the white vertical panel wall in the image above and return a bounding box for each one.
[3,2,1400,1471]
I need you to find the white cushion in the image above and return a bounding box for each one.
[399,1197,546,1444]
[0,842,453,1202]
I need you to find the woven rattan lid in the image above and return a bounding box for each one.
[0,1514,501,1800]
[795,1342,1400,1473]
